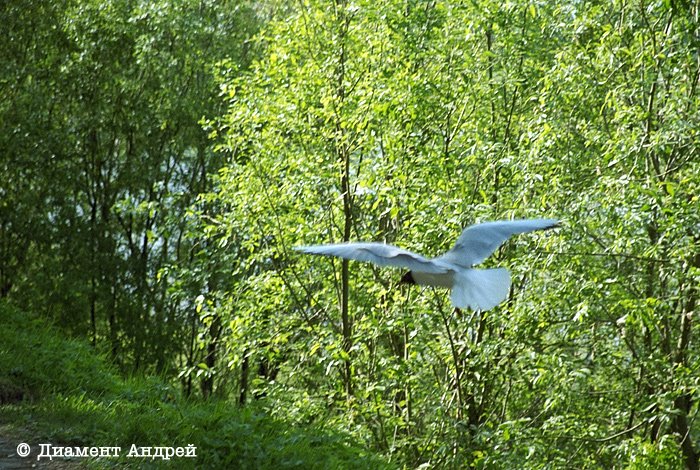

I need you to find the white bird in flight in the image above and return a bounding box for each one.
[295,219,559,311]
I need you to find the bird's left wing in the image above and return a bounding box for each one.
[295,242,450,274]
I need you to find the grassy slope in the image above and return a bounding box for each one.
[0,302,392,469]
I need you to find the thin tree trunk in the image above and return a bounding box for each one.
[335,0,353,399]
[673,248,699,470]
[239,351,249,406]
[201,313,221,399]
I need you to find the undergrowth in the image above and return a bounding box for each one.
[0,302,392,469]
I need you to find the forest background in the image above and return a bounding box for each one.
[1,0,699,468]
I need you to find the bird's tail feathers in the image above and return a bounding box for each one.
[450,268,511,311]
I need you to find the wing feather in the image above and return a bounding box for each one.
[295,242,449,274]
[437,218,559,268]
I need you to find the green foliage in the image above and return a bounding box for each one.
[199,0,700,468]
[0,0,259,373]
[0,303,119,399]
[0,302,392,469]
[2,0,699,468]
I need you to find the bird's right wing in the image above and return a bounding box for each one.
[438,218,559,268]
[295,242,450,274]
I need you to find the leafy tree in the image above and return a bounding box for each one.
[3,0,698,467]
[207,0,699,467]
[1,0,258,375]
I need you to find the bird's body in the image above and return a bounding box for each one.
[295,219,558,311]
[406,269,454,289]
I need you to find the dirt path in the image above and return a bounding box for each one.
[0,425,87,469]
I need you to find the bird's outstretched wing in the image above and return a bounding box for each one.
[437,219,559,268]
[295,242,450,274]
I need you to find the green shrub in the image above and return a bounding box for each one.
[0,302,392,469]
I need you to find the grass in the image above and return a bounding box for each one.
[0,302,392,469]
